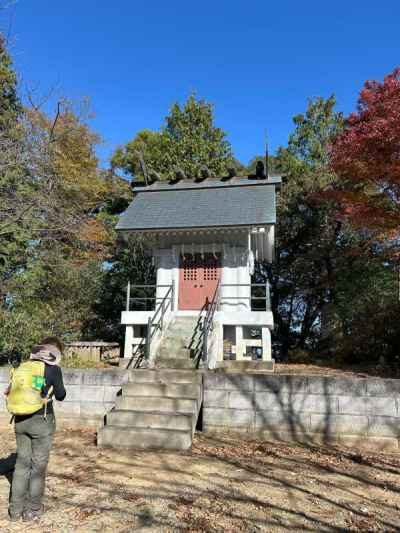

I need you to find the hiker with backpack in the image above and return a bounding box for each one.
[4,337,66,523]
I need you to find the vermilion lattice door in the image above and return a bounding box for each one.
[179,253,221,310]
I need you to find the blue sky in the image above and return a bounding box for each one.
[2,0,400,167]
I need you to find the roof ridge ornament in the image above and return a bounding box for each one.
[149,170,161,183]
[134,150,149,185]
[255,160,266,179]
[174,167,186,181]
[199,166,210,180]
[227,164,236,179]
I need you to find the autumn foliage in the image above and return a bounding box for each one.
[330,68,400,237]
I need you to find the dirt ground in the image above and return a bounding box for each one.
[1,426,400,532]
[274,363,400,379]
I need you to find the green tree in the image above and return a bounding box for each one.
[0,34,21,131]
[162,94,232,179]
[266,95,399,367]
[0,32,29,300]
[265,96,345,355]
[86,236,155,344]
[112,129,164,182]
[112,94,232,181]
[331,251,399,365]
[287,95,344,168]
[0,51,132,354]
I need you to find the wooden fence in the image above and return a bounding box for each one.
[64,342,120,362]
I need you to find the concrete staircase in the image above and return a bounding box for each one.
[156,316,201,369]
[98,368,202,450]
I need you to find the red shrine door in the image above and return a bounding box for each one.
[179,253,221,310]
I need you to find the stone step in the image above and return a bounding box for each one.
[171,317,197,322]
[157,348,191,359]
[98,426,192,450]
[115,395,198,414]
[161,335,189,344]
[162,334,200,344]
[168,318,198,326]
[165,323,197,331]
[161,338,194,350]
[161,334,197,345]
[123,382,201,399]
[106,409,194,431]
[166,322,197,328]
[156,358,197,370]
[129,369,201,384]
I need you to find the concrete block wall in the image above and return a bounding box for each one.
[1,366,400,452]
[203,373,400,452]
[0,367,129,428]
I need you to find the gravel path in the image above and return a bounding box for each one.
[1,424,400,532]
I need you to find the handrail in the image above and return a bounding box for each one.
[220,283,267,287]
[187,299,209,361]
[126,337,146,370]
[145,284,173,361]
[219,281,270,311]
[201,280,221,368]
[126,283,173,311]
[126,282,270,311]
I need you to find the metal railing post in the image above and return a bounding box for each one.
[171,280,175,311]
[146,316,152,360]
[203,324,208,364]
[160,299,164,331]
[126,281,131,311]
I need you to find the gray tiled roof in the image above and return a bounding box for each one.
[117,179,279,231]
[132,175,282,192]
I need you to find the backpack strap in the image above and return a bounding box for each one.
[8,369,14,423]
[36,361,50,419]
[43,385,53,420]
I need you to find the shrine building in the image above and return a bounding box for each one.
[116,166,281,370]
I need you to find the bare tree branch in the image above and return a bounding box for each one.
[49,101,61,142]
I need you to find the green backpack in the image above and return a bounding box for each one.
[6,360,46,416]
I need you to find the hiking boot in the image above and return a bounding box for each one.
[8,511,22,522]
[22,508,43,522]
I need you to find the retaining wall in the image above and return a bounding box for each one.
[0,367,129,428]
[1,367,400,452]
[203,373,400,452]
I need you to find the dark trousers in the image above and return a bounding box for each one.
[9,414,55,516]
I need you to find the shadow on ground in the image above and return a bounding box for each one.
[1,427,399,532]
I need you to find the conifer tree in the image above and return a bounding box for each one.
[0,34,21,131]
[112,94,232,181]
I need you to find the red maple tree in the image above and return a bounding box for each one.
[330,68,400,241]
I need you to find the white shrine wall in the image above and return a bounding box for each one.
[121,229,274,363]
[154,242,251,312]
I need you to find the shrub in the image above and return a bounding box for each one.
[287,349,312,364]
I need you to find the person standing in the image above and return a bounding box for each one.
[5,337,66,522]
